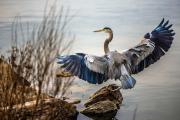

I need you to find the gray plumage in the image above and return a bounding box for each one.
[57,19,175,89]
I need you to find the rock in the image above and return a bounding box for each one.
[81,84,123,120]
[6,99,78,120]
[85,84,123,108]
[81,100,117,120]
[56,69,73,77]
[0,59,78,120]
[68,99,81,105]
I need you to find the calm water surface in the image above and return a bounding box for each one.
[0,0,180,120]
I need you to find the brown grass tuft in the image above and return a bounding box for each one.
[0,2,75,119]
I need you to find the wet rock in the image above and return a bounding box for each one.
[81,84,123,120]
[85,84,123,108]
[81,100,117,120]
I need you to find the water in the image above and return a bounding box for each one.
[0,0,180,120]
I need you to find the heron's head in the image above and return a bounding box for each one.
[94,27,112,33]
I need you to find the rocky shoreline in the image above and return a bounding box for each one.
[0,59,78,119]
[0,59,123,120]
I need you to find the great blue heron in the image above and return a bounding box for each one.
[57,18,175,89]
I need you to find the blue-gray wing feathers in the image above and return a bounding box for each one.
[124,18,175,74]
[57,53,108,84]
[57,18,175,89]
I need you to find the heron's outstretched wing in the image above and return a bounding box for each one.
[123,18,175,74]
[57,53,109,84]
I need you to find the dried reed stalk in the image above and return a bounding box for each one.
[0,1,75,119]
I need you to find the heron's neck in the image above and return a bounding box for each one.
[104,31,113,54]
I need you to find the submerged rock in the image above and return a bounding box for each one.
[81,84,123,120]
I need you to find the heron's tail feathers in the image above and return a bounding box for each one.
[121,75,136,89]
[120,64,136,89]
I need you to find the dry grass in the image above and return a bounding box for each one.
[0,2,75,119]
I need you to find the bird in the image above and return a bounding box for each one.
[57,18,175,89]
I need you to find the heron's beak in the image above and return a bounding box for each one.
[93,29,104,32]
